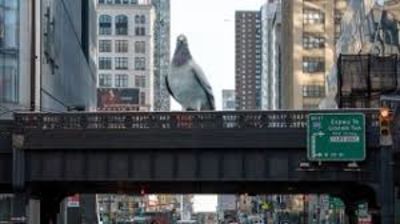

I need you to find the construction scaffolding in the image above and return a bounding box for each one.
[337,54,400,108]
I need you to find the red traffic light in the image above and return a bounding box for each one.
[379,107,392,136]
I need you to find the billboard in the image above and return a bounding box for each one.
[97,88,140,111]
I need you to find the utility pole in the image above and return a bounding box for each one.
[379,107,395,223]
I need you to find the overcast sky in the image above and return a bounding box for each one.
[170,0,266,212]
[170,0,265,111]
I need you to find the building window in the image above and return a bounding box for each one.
[115,74,129,88]
[0,1,19,103]
[0,64,19,103]
[302,85,325,97]
[303,57,325,73]
[135,27,146,36]
[99,40,112,52]
[303,33,325,49]
[140,92,146,104]
[135,57,146,70]
[98,0,105,4]
[99,15,112,35]
[115,57,128,70]
[115,0,121,3]
[303,103,319,109]
[115,40,128,53]
[303,8,325,24]
[140,15,146,24]
[134,41,145,53]
[123,0,129,4]
[99,57,112,70]
[99,74,112,87]
[115,15,128,35]
[135,14,145,24]
[335,11,344,25]
[135,75,146,88]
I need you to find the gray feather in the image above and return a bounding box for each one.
[191,66,215,110]
[165,75,177,100]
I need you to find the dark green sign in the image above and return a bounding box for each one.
[307,113,366,161]
[329,197,345,209]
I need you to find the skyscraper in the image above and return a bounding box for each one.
[235,11,262,110]
[222,89,236,110]
[96,0,170,112]
[96,1,155,111]
[0,0,97,119]
[152,0,171,111]
[281,0,348,109]
[261,0,282,110]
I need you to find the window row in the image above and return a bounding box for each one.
[99,15,147,35]
[303,8,325,24]
[99,57,146,70]
[98,0,138,5]
[99,73,147,88]
[303,33,325,49]
[302,85,325,98]
[99,40,146,53]
[303,57,325,73]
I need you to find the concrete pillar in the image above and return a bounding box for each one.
[27,199,40,224]
[40,196,62,224]
[11,193,28,224]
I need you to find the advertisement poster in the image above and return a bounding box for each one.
[97,88,140,111]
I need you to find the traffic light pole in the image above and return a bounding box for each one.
[380,145,395,224]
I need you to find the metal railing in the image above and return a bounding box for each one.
[13,109,379,131]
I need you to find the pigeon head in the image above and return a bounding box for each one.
[172,34,192,66]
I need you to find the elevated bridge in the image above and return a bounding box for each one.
[0,109,398,223]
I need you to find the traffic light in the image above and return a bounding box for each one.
[379,107,393,146]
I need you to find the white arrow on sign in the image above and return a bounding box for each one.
[311,131,325,158]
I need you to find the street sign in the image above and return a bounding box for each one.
[329,197,344,209]
[67,194,80,207]
[358,216,372,224]
[307,113,366,161]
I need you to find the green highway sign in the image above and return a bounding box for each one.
[307,113,366,161]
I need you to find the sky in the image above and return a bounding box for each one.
[170,0,266,111]
[170,0,266,212]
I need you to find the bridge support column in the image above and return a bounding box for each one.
[344,203,357,224]
[11,193,28,224]
[11,135,28,223]
[379,146,395,224]
[40,196,62,224]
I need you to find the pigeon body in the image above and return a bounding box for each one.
[166,35,215,111]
